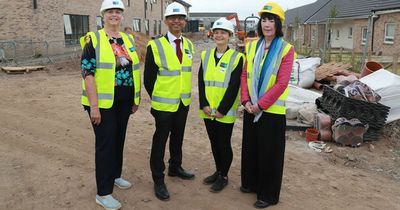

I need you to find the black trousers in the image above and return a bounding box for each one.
[86,99,133,196]
[150,103,189,184]
[241,111,286,204]
[204,119,234,177]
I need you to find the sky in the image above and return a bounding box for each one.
[184,0,317,19]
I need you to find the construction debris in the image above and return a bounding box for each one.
[315,62,357,81]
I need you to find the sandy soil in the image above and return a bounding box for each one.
[1,40,400,210]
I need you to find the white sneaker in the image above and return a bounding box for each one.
[95,195,121,210]
[114,177,132,189]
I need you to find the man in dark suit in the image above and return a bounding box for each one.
[144,1,195,201]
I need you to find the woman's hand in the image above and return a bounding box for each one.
[90,106,101,125]
[250,104,262,115]
[203,106,212,117]
[131,104,138,114]
[215,111,224,118]
[244,101,253,114]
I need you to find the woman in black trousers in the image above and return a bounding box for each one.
[198,18,244,192]
[240,2,295,209]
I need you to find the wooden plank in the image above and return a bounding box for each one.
[1,67,29,74]
[25,66,45,71]
[1,66,45,74]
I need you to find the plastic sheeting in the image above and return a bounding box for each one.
[290,57,321,88]
[286,85,322,121]
[360,69,400,123]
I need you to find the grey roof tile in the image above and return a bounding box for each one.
[286,0,400,24]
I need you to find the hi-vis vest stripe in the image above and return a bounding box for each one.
[80,29,141,108]
[199,48,244,124]
[245,38,294,115]
[202,50,239,88]
[149,36,194,112]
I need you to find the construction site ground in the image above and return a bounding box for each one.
[1,39,400,210]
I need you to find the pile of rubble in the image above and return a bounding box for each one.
[288,57,400,147]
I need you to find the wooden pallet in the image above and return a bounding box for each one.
[1,66,45,74]
[315,62,353,81]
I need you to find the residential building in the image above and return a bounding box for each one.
[0,0,191,45]
[189,12,237,31]
[285,0,400,56]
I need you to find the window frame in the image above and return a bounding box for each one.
[348,27,352,38]
[336,29,340,40]
[384,23,395,44]
[153,20,157,36]
[361,26,367,45]
[63,14,89,46]
[133,18,141,32]
[145,19,150,36]
[96,16,103,30]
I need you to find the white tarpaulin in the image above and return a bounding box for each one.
[360,69,400,123]
[286,85,322,120]
[290,57,321,89]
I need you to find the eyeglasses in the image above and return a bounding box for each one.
[166,16,186,21]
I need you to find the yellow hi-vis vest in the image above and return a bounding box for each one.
[148,36,194,112]
[198,48,244,124]
[80,29,141,108]
[245,38,295,115]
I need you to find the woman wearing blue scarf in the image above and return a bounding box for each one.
[240,2,295,209]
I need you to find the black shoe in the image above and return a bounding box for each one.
[210,175,228,192]
[154,183,170,201]
[203,171,219,185]
[253,200,270,209]
[240,186,254,193]
[168,167,195,180]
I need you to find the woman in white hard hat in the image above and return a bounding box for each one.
[80,0,141,209]
[240,2,295,209]
[198,18,244,192]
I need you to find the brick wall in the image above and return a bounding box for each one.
[372,12,400,56]
[352,12,400,56]
[0,0,169,42]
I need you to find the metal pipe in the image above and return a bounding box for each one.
[361,12,375,68]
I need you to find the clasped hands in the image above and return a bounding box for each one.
[244,101,261,115]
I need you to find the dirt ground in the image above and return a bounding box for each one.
[1,40,400,210]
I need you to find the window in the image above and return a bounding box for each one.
[158,20,162,35]
[292,30,298,42]
[361,26,367,45]
[64,14,89,45]
[384,23,395,44]
[145,19,149,36]
[133,18,141,32]
[348,27,352,38]
[311,29,316,41]
[96,16,103,30]
[336,30,339,40]
[154,20,157,35]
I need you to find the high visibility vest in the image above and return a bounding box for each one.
[245,38,295,115]
[80,29,141,108]
[199,48,244,124]
[148,36,194,112]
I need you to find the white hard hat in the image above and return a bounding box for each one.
[100,0,125,14]
[164,2,187,18]
[212,18,235,34]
